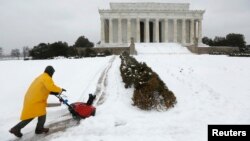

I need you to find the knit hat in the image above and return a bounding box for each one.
[44,65,55,77]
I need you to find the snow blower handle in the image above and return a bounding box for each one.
[62,88,67,92]
[54,92,71,107]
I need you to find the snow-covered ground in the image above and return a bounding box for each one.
[1,43,250,141]
[135,43,191,54]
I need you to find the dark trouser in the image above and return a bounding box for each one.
[12,115,46,131]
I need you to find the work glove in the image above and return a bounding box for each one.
[59,98,63,102]
[62,88,67,92]
[50,92,59,95]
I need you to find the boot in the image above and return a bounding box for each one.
[9,128,23,138]
[35,128,49,134]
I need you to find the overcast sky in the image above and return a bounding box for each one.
[0,0,250,54]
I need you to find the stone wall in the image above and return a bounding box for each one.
[76,47,130,55]
[186,45,239,54]
[94,47,130,55]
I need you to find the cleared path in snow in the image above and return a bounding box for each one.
[9,56,116,141]
[23,53,250,141]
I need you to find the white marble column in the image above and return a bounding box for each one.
[118,18,122,43]
[100,18,105,44]
[173,19,177,42]
[194,20,197,41]
[190,19,194,44]
[165,18,168,42]
[198,19,202,44]
[136,18,140,43]
[182,19,186,45]
[127,18,131,43]
[155,18,159,42]
[109,18,113,44]
[145,18,149,42]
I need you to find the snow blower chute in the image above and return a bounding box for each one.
[54,93,96,119]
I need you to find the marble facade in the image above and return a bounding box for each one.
[98,3,205,47]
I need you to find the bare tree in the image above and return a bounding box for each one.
[0,47,3,58]
[23,46,30,58]
[11,49,21,59]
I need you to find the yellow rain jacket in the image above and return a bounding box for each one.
[20,73,62,120]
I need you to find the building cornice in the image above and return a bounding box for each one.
[100,11,204,20]
[99,9,205,14]
[109,2,190,11]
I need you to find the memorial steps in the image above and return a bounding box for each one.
[135,43,192,55]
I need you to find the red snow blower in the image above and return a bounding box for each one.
[54,93,96,119]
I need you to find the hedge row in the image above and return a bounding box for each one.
[78,48,112,57]
[229,52,250,57]
[120,52,177,111]
[209,51,250,57]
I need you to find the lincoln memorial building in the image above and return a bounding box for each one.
[98,3,205,47]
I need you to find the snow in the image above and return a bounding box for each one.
[198,43,210,47]
[135,43,191,54]
[1,43,250,141]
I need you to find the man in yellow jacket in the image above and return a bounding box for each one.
[9,66,66,138]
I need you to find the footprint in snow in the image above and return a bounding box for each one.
[114,120,127,127]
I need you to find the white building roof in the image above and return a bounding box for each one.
[110,3,190,11]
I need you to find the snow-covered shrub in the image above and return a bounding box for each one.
[103,50,112,56]
[119,52,177,111]
[120,52,139,88]
[133,72,176,111]
[85,48,97,57]
[229,52,250,57]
